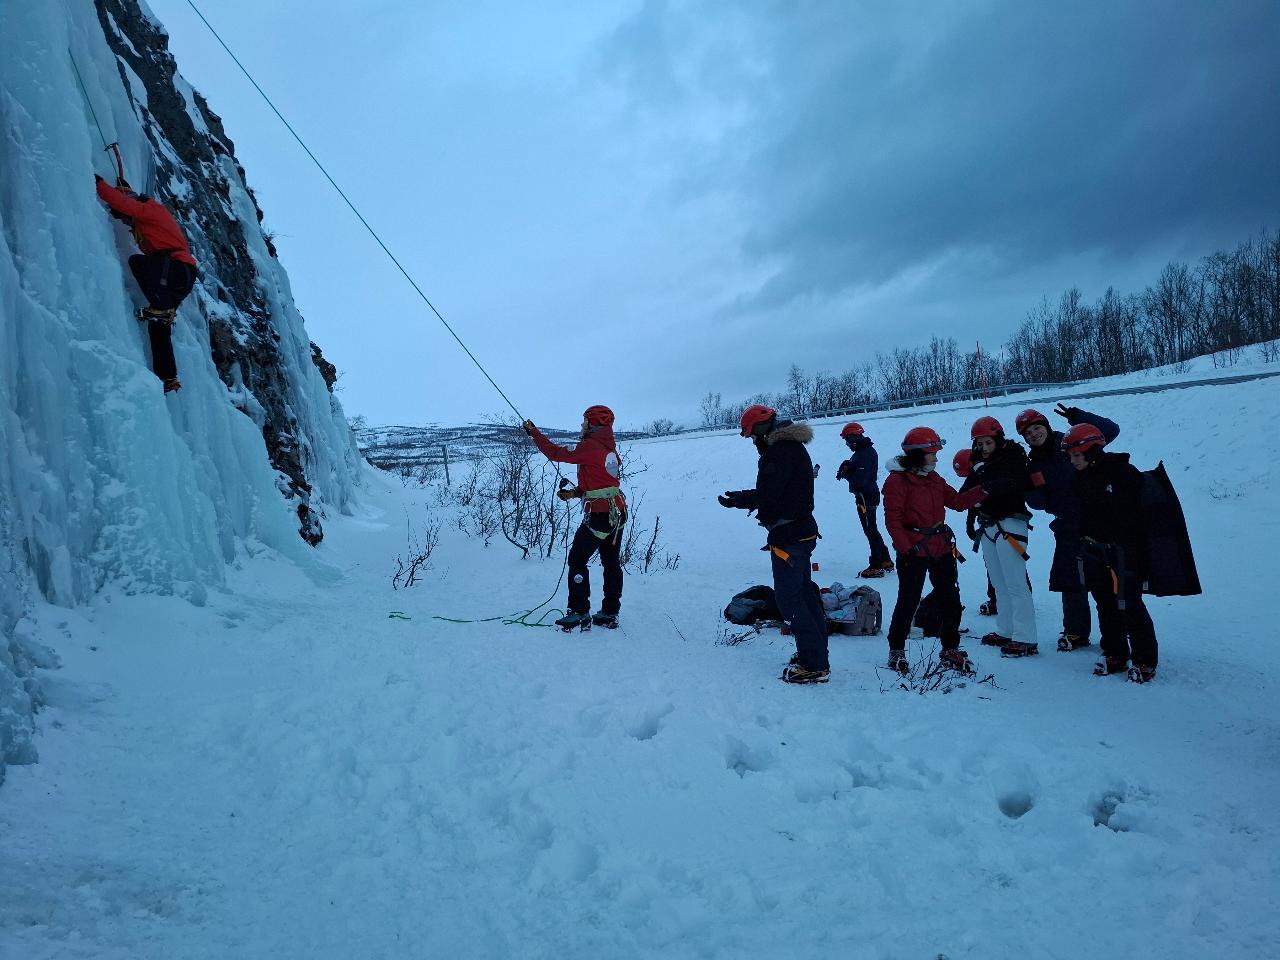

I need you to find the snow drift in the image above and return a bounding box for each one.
[0,1,363,777]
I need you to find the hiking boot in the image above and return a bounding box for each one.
[857,566,886,579]
[887,650,909,675]
[880,560,895,572]
[780,662,830,684]
[1057,632,1090,652]
[979,600,997,616]
[1127,664,1157,684]
[555,612,591,632]
[1093,656,1128,676]
[591,612,619,629]
[163,377,182,394]
[939,648,975,674]
[980,632,1009,647]
[1000,640,1039,658]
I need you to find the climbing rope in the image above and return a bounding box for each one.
[182,0,525,423]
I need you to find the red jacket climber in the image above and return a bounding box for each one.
[95,176,199,394]
[523,405,627,631]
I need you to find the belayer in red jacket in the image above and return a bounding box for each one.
[95,176,199,393]
[524,405,627,631]
[881,426,994,676]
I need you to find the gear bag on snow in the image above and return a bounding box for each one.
[1140,461,1201,597]
[822,583,882,635]
[724,585,783,625]
[913,588,958,638]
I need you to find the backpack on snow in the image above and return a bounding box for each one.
[1140,461,1201,597]
[826,585,882,636]
[724,585,783,625]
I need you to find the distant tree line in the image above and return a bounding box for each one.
[694,230,1280,429]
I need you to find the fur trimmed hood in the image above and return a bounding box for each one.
[766,421,814,446]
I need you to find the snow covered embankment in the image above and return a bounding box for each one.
[0,1,362,778]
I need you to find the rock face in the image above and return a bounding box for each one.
[95,0,343,544]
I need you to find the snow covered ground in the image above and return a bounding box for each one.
[3,373,1279,959]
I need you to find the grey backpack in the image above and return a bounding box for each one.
[826,585,882,635]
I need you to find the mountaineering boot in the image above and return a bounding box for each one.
[980,632,1010,647]
[939,648,975,674]
[1000,640,1039,658]
[1093,655,1128,676]
[1057,632,1090,652]
[780,662,830,684]
[880,560,895,572]
[979,600,997,616]
[555,612,591,632]
[1127,664,1157,684]
[163,377,182,394]
[857,565,886,579]
[591,612,619,629]
[887,649,910,675]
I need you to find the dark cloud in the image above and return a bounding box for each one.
[601,0,1280,311]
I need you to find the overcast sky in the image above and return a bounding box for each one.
[148,0,1280,430]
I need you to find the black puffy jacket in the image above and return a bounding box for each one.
[1074,452,1148,574]
[734,422,820,546]
[961,438,1029,521]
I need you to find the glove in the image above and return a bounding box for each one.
[556,487,582,502]
[1053,403,1080,423]
[719,491,751,509]
[1029,471,1046,488]
[94,174,103,183]
[522,420,536,436]
[835,461,848,481]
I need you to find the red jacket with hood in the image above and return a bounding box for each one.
[530,425,626,514]
[96,180,197,267]
[882,456,986,557]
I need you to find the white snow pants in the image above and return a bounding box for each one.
[980,515,1037,644]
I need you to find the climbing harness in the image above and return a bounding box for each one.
[1079,539,1126,610]
[906,524,966,563]
[974,513,1032,561]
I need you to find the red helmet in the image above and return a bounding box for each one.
[739,404,777,438]
[952,448,974,478]
[583,405,615,427]
[1062,422,1107,453]
[840,422,865,439]
[901,426,944,452]
[970,416,1004,440]
[1015,408,1049,436]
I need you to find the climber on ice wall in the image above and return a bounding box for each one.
[95,174,199,394]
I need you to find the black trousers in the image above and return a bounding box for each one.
[1083,557,1157,668]
[889,553,962,651]
[129,253,196,381]
[857,500,892,567]
[770,539,829,670]
[567,513,623,616]
[1062,590,1091,639]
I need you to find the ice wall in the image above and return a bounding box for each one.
[0,1,363,777]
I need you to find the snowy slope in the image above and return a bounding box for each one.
[0,2,362,777]
[2,374,1277,958]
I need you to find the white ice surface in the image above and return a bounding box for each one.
[3,375,1277,958]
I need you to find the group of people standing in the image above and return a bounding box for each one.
[715,402,1163,686]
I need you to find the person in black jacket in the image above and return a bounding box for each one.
[720,405,828,684]
[961,416,1038,657]
[1018,404,1120,651]
[1064,423,1159,683]
[835,423,893,578]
